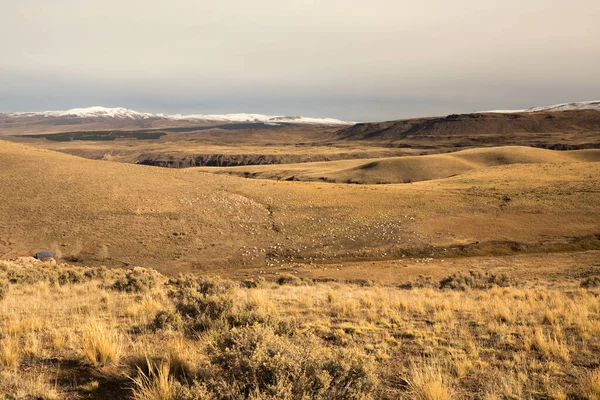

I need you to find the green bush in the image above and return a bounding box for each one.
[112,267,158,293]
[276,274,306,286]
[439,271,513,291]
[170,277,236,332]
[1,260,96,286]
[57,269,85,285]
[241,277,268,289]
[202,324,378,400]
[160,277,295,335]
[399,271,514,291]
[149,309,184,331]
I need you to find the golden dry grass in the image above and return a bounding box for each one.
[81,320,122,367]
[580,368,600,400]
[406,362,454,400]
[0,136,599,399]
[130,358,176,400]
[0,257,599,399]
[197,146,600,184]
[1,141,599,275]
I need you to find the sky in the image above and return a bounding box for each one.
[1,0,599,122]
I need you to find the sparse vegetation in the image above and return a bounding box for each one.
[276,273,307,286]
[581,276,600,288]
[0,257,599,398]
[0,279,8,301]
[112,267,158,293]
[201,324,377,399]
[439,270,514,290]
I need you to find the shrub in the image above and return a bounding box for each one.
[439,271,513,291]
[57,269,85,285]
[83,266,111,281]
[0,279,8,301]
[150,310,184,332]
[398,275,437,290]
[203,324,378,399]
[173,286,235,332]
[164,277,295,335]
[112,267,158,293]
[166,274,198,290]
[167,277,237,332]
[241,277,267,289]
[276,274,306,286]
[345,279,375,287]
[1,259,98,286]
[581,276,600,289]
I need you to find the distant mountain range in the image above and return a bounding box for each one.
[1,101,599,137]
[483,100,600,113]
[3,106,351,126]
[3,100,599,124]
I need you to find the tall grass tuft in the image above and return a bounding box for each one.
[131,357,176,400]
[0,335,20,368]
[580,367,600,400]
[81,321,121,367]
[406,362,454,400]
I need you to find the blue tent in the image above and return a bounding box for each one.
[34,251,53,259]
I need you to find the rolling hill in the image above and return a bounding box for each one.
[197,146,600,184]
[1,141,599,274]
[335,109,600,148]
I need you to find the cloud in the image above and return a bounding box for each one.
[1,0,599,120]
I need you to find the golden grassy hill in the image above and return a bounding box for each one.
[1,141,599,273]
[197,146,600,184]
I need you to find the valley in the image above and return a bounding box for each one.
[1,104,600,399]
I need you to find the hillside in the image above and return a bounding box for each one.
[197,146,600,184]
[7,109,600,171]
[5,124,416,168]
[1,141,599,273]
[335,109,600,148]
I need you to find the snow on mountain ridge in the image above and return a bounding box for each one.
[483,100,600,113]
[7,107,351,125]
[11,106,154,119]
[524,100,600,112]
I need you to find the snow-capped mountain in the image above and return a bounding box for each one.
[5,106,351,126]
[484,100,600,114]
[10,107,154,120]
[524,100,600,113]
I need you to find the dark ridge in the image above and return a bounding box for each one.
[21,131,167,142]
[136,154,284,167]
[335,109,600,142]
[17,122,296,141]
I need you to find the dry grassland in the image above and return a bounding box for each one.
[1,257,600,399]
[197,146,600,184]
[1,141,599,274]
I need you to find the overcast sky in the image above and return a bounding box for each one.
[1,0,599,121]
